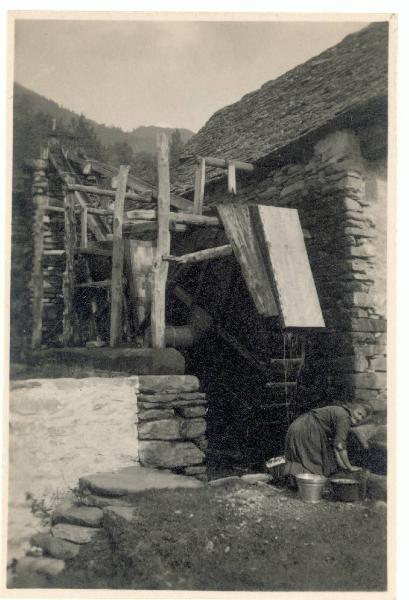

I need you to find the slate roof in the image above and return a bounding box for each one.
[174,22,388,194]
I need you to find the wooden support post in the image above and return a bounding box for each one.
[80,205,88,248]
[227,161,237,195]
[150,134,171,348]
[193,157,206,215]
[62,193,77,346]
[30,196,47,349]
[109,165,130,347]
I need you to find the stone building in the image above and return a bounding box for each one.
[171,22,388,464]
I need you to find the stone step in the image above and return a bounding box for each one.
[51,523,101,544]
[79,493,142,509]
[52,501,103,528]
[79,465,203,497]
[30,532,80,560]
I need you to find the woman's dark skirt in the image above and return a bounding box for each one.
[283,412,337,477]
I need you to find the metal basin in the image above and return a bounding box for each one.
[296,473,327,503]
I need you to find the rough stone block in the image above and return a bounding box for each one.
[51,523,100,544]
[344,198,362,211]
[177,406,206,418]
[369,357,387,371]
[350,318,387,333]
[194,435,209,451]
[351,372,387,389]
[138,418,180,440]
[52,502,103,528]
[137,408,175,421]
[30,532,80,560]
[180,418,206,439]
[138,441,205,468]
[344,227,375,238]
[138,375,200,394]
[184,465,207,475]
[16,556,65,578]
[103,506,137,524]
[366,473,387,501]
[241,473,274,484]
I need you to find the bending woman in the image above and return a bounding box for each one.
[283,402,372,479]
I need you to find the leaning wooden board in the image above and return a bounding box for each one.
[217,204,278,317]
[218,203,324,328]
[250,205,325,328]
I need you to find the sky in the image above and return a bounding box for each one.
[13,19,368,133]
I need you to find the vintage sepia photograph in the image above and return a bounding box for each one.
[3,11,394,595]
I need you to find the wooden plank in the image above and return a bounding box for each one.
[217,204,278,317]
[125,209,220,227]
[62,193,77,345]
[193,158,206,215]
[163,244,232,265]
[30,196,47,349]
[197,155,254,173]
[250,206,325,328]
[109,165,130,347]
[150,134,170,348]
[124,240,155,332]
[43,205,64,214]
[227,161,237,194]
[80,206,88,248]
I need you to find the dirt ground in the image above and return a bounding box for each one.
[12,478,387,592]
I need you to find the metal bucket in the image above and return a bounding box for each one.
[296,473,327,503]
[330,478,360,502]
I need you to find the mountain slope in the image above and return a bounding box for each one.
[13,82,195,155]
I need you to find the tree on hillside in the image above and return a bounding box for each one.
[106,141,134,168]
[70,115,107,161]
[169,129,185,181]
[132,151,157,186]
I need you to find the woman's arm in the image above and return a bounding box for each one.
[335,445,361,472]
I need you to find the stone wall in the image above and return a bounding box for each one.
[137,375,208,480]
[208,127,387,421]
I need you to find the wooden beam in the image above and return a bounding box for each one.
[150,134,170,349]
[163,244,232,265]
[197,155,254,173]
[227,161,237,194]
[67,183,147,203]
[43,205,64,214]
[76,279,112,289]
[67,152,195,213]
[193,157,206,215]
[80,206,88,248]
[75,245,112,257]
[62,193,77,346]
[30,196,47,349]
[109,165,130,347]
[125,209,220,227]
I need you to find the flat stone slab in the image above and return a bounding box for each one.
[138,375,199,394]
[31,532,80,560]
[27,347,185,376]
[208,476,241,487]
[52,501,103,528]
[51,523,101,544]
[103,506,137,523]
[79,465,203,497]
[241,473,274,484]
[80,493,141,508]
